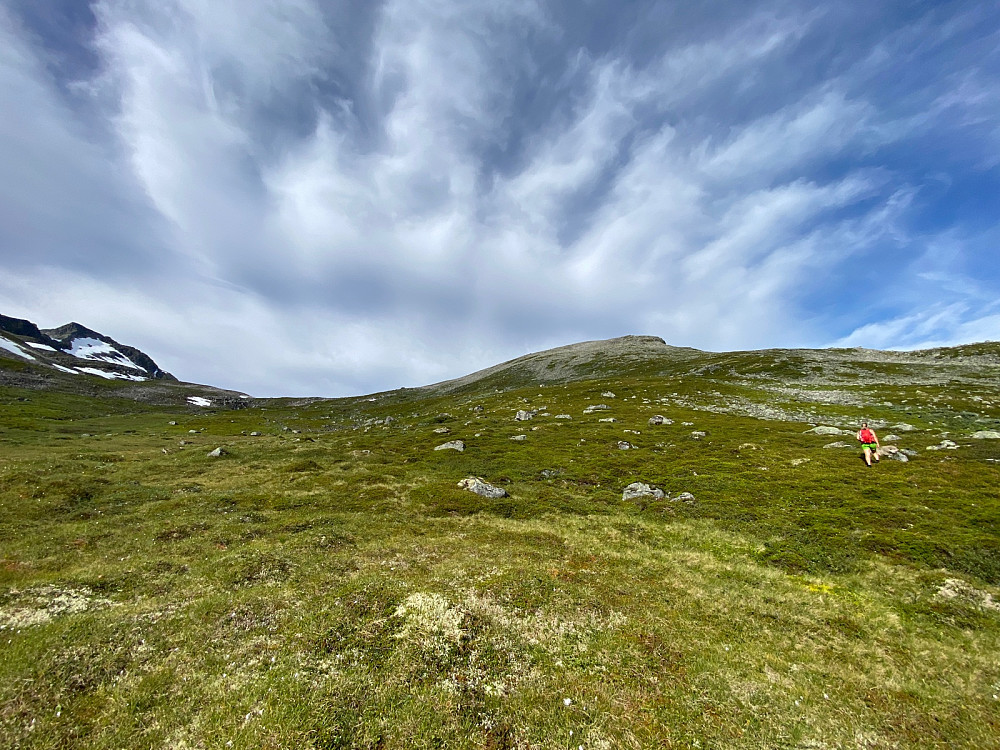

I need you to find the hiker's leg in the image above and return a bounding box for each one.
[863,447,872,466]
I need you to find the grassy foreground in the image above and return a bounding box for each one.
[1,369,999,749]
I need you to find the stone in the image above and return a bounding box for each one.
[433,427,451,434]
[168,421,177,426]
[599,417,618,423]
[617,441,635,450]
[891,423,916,432]
[926,440,959,451]
[739,443,761,450]
[876,445,908,461]
[472,405,484,412]
[207,447,227,458]
[901,448,918,457]
[690,431,706,439]
[648,415,672,426]
[434,440,465,452]
[823,441,853,449]
[189,429,198,434]
[622,482,664,501]
[602,391,616,398]
[971,430,1000,439]
[510,434,527,441]
[554,414,572,420]
[672,492,695,503]
[514,410,537,421]
[583,404,610,413]
[790,458,810,466]
[250,431,262,436]
[882,434,901,442]
[804,426,846,436]
[457,477,508,499]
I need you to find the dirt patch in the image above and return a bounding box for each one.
[0,585,113,628]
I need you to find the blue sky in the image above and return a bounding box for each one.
[1,0,998,396]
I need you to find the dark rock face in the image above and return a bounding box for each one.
[0,315,64,349]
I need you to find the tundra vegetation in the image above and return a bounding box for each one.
[1,340,999,748]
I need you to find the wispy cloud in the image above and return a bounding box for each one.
[1,0,998,395]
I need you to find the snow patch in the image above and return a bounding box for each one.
[187,397,212,407]
[75,367,147,381]
[68,337,145,371]
[26,342,57,351]
[0,337,35,360]
[51,364,79,375]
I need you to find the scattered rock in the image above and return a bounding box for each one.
[935,578,1000,611]
[622,482,664,501]
[823,441,853,449]
[510,434,527,441]
[472,405,484,412]
[457,477,508,499]
[877,445,908,462]
[648,415,672,426]
[207,447,227,458]
[554,414,572,420]
[602,391,616,398]
[690,431,706,439]
[901,448,918,457]
[971,430,1000,439]
[515,410,537,421]
[672,492,696,503]
[882,433,901,442]
[189,429,199,434]
[738,443,761,450]
[433,427,451,434]
[434,440,465,452]
[583,404,610,413]
[891,423,917,432]
[617,441,635,450]
[804,426,847,436]
[682,422,693,426]
[926,440,959,451]
[790,458,810,466]
[250,431,262,436]
[599,417,618,423]
[168,421,177,426]
[540,469,560,479]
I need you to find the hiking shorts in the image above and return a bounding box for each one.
[861,442,877,450]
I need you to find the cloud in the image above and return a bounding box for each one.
[1,1,998,395]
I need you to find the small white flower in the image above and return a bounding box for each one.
[824,693,829,700]
[563,697,572,706]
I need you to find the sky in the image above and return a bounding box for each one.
[1,0,999,397]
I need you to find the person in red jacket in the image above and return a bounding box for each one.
[856,422,880,466]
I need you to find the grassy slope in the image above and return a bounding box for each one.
[1,348,999,749]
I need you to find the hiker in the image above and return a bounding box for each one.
[856,422,880,466]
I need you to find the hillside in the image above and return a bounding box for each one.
[1,334,999,748]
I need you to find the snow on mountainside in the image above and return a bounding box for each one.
[0,314,175,382]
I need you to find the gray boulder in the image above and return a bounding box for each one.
[433,426,451,434]
[617,441,635,450]
[583,404,610,413]
[207,447,227,458]
[926,440,959,451]
[434,440,465,452]
[249,431,262,436]
[971,430,1000,439]
[891,423,917,432]
[510,434,527,441]
[622,482,664,501]
[457,477,508,499]
[672,492,696,503]
[690,431,706,439]
[805,426,846,436]
[823,441,853,449]
[554,414,573,420]
[599,417,619,423]
[877,445,908,462]
[648,415,673,426]
[515,410,537,421]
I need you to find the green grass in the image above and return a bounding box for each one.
[1,361,999,749]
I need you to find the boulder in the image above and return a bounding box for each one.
[434,440,465,452]
[891,423,916,432]
[510,434,527,441]
[617,441,635,450]
[804,426,846,436]
[207,447,227,458]
[514,410,536,421]
[622,482,664,501]
[672,492,696,503]
[602,391,616,398]
[882,433,901,442]
[599,417,618,423]
[433,427,451,434]
[823,441,853,449]
[971,430,1000,439]
[648,415,672,426]
[583,404,610,413]
[554,414,573,420]
[250,431,262,436]
[877,445,908,462]
[690,431,706,439]
[457,477,508,499]
[926,440,959,451]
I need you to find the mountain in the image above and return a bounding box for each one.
[0,313,250,407]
